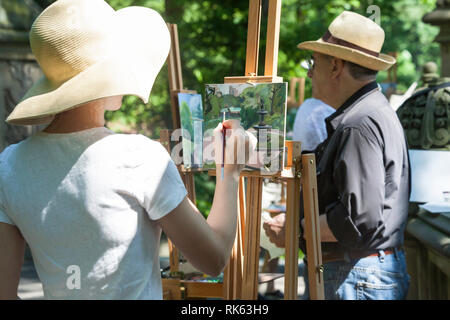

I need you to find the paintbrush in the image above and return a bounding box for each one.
[221,111,226,180]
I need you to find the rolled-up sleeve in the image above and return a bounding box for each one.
[0,152,14,225]
[326,127,385,247]
[0,209,14,225]
[129,136,188,221]
[0,190,14,225]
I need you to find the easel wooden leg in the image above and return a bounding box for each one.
[284,141,301,300]
[235,177,245,299]
[264,0,282,77]
[245,0,262,76]
[168,240,180,273]
[222,247,236,299]
[242,176,263,300]
[301,154,324,300]
[284,174,300,299]
[167,23,183,129]
[223,177,245,300]
[182,171,196,204]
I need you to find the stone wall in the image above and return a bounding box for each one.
[0,60,43,151]
[0,0,44,151]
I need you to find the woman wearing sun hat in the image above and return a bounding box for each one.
[0,0,251,299]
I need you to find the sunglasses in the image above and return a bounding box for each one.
[306,55,315,70]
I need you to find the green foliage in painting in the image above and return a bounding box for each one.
[180,101,193,138]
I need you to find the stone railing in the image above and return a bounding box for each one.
[397,81,450,151]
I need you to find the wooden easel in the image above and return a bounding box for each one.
[287,77,305,108]
[162,0,324,300]
[222,0,324,300]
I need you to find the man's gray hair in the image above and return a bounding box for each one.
[345,61,378,80]
[321,53,378,80]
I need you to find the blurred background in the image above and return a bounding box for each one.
[0,0,440,215]
[3,0,448,301]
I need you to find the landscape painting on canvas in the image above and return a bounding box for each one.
[203,82,287,174]
[178,93,204,169]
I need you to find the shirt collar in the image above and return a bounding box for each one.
[325,81,379,135]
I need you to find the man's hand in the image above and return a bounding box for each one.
[262,213,286,248]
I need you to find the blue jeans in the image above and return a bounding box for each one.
[303,249,410,300]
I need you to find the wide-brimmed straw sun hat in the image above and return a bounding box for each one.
[6,0,170,126]
[297,11,396,72]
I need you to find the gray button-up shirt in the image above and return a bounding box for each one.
[313,81,411,251]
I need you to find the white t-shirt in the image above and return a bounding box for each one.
[293,98,335,151]
[0,127,187,299]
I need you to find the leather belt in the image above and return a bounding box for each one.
[321,246,403,264]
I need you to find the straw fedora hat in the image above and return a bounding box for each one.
[6,0,170,126]
[297,11,396,72]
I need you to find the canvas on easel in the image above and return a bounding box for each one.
[203,82,287,174]
[177,92,204,169]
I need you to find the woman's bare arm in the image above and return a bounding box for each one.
[157,166,239,276]
[157,120,250,276]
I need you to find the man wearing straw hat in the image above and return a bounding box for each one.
[264,11,411,300]
[0,0,252,299]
